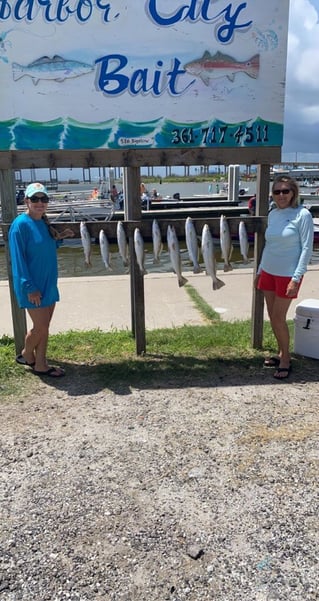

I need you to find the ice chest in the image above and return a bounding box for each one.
[294,299,319,359]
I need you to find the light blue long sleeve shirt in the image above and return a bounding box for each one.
[258,205,314,282]
[8,213,60,309]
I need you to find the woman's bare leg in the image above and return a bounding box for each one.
[264,291,293,375]
[24,305,55,371]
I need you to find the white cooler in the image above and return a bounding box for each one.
[294,299,319,359]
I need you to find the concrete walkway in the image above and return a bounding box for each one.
[1,264,319,337]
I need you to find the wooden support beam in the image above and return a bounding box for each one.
[0,169,27,353]
[251,164,270,349]
[0,147,281,170]
[123,167,146,355]
[1,215,267,242]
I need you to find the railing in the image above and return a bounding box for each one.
[15,196,115,223]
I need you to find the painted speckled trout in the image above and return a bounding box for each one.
[12,55,94,85]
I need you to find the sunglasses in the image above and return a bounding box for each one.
[29,195,49,203]
[273,189,291,196]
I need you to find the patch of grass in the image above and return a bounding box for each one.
[0,336,37,399]
[0,318,290,401]
[0,285,308,401]
[49,328,135,361]
[185,284,221,322]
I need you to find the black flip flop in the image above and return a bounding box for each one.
[273,365,291,380]
[16,354,35,368]
[263,356,280,368]
[33,367,65,378]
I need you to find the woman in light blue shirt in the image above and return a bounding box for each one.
[9,182,73,378]
[255,176,313,379]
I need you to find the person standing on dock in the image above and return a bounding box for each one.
[91,187,99,200]
[8,183,74,378]
[140,182,146,195]
[110,184,118,202]
[248,194,256,215]
[151,188,161,201]
[255,176,314,380]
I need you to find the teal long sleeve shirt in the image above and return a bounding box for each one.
[258,205,314,282]
[8,213,60,309]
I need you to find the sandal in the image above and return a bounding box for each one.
[32,366,65,378]
[16,354,35,368]
[273,365,291,380]
[263,356,280,368]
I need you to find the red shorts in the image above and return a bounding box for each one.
[257,270,302,299]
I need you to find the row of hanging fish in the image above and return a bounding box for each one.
[168,216,250,288]
[79,216,250,289]
[174,216,232,290]
[80,220,129,270]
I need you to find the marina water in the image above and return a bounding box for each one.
[1,181,319,281]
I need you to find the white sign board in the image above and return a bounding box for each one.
[0,0,290,151]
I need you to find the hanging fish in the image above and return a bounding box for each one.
[134,228,147,276]
[99,229,112,270]
[201,224,225,290]
[220,214,233,272]
[239,221,249,264]
[116,221,129,267]
[80,221,91,267]
[185,216,202,274]
[167,225,188,287]
[152,219,162,264]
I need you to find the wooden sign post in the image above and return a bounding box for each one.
[123,166,146,354]
[0,169,27,353]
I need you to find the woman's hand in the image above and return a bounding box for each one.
[254,274,260,289]
[28,291,42,307]
[286,279,299,297]
[58,228,75,239]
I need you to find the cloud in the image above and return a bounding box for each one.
[283,0,319,155]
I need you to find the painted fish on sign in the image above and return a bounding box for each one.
[184,51,260,85]
[12,55,94,85]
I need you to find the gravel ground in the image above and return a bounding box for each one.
[0,368,318,601]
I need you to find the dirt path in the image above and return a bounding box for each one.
[0,370,318,601]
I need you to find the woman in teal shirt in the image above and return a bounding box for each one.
[9,182,73,378]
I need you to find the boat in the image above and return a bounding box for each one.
[301,180,319,190]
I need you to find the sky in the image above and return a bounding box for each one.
[282,0,319,161]
[18,0,319,182]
